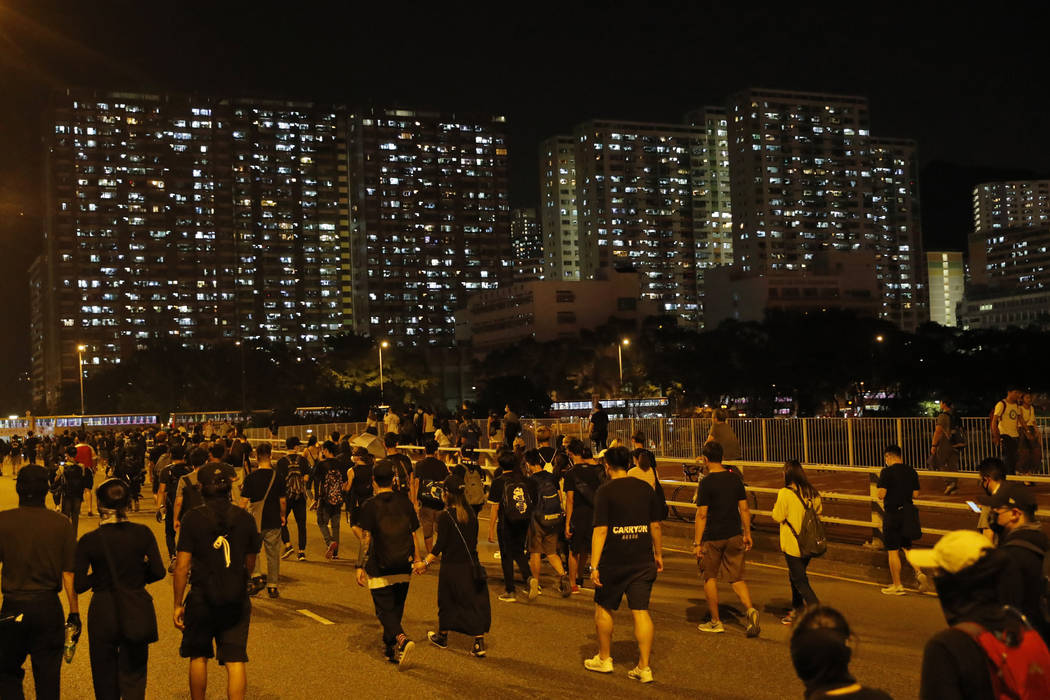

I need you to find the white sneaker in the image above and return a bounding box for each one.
[881,584,907,596]
[628,666,654,683]
[584,654,613,673]
[528,576,540,601]
[697,620,725,633]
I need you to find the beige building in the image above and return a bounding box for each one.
[454,271,659,354]
[539,136,581,281]
[926,251,965,326]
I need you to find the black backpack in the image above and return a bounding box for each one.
[531,471,564,531]
[371,494,415,571]
[572,465,601,509]
[179,474,204,519]
[284,455,307,502]
[1004,538,1050,625]
[165,463,192,506]
[501,476,533,525]
[193,504,248,606]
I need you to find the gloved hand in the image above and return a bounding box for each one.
[66,612,82,642]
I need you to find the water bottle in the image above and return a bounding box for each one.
[63,623,78,663]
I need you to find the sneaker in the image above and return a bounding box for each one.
[167,556,176,574]
[781,610,799,626]
[247,577,266,597]
[267,587,279,599]
[395,636,414,670]
[528,576,540,602]
[281,545,294,560]
[470,637,487,658]
[297,552,306,561]
[325,542,337,560]
[497,592,517,603]
[881,584,907,596]
[944,483,958,495]
[745,607,761,638]
[916,571,937,595]
[627,666,654,684]
[584,654,613,673]
[427,631,448,649]
[570,585,581,595]
[697,620,725,634]
[558,575,571,598]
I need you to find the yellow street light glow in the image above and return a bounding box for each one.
[77,344,86,351]
[621,338,630,346]
[380,340,390,348]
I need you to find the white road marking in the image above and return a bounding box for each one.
[297,609,335,625]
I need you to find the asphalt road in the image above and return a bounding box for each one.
[0,475,946,699]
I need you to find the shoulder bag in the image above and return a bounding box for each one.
[98,526,159,644]
[447,510,486,588]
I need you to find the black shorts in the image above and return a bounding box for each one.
[179,590,251,664]
[594,564,657,612]
[882,514,912,551]
[570,521,593,555]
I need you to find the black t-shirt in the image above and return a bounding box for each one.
[356,491,420,578]
[0,504,76,594]
[431,508,478,564]
[696,469,747,542]
[878,462,919,510]
[313,458,348,503]
[242,468,286,530]
[1000,526,1050,639]
[564,462,603,525]
[160,461,192,505]
[74,521,165,593]
[487,472,538,524]
[177,499,261,586]
[414,456,449,504]
[388,453,413,493]
[590,409,609,434]
[920,628,995,700]
[61,462,94,498]
[592,476,661,568]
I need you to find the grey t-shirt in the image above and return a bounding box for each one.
[709,423,741,461]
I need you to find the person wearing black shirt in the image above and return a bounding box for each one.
[276,437,310,561]
[346,446,376,526]
[313,441,348,560]
[74,478,165,700]
[877,445,920,595]
[693,441,760,637]
[174,466,261,700]
[0,465,80,700]
[383,433,413,497]
[790,606,893,700]
[352,460,425,668]
[240,443,286,599]
[563,440,601,594]
[585,446,662,683]
[411,440,450,552]
[58,446,93,534]
[589,403,610,451]
[486,451,536,603]
[156,445,192,567]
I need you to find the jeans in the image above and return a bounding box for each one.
[1002,435,1019,475]
[281,498,308,551]
[369,582,410,649]
[497,522,531,593]
[254,528,282,588]
[0,594,64,700]
[317,503,341,548]
[785,554,819,610]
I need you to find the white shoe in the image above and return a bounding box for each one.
[881,584,907,596]
[627,666,654,683]
[584,654,613,673]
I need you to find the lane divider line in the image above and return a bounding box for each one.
[297,609,335,625]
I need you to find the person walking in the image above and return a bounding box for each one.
[155,444,192,571]
[420,475,491,658]
[931,399,961,495]
[74,478,165,700]
[705,409,742,463]
[74,432,99,516]
[790,606,893,700]
[173,467,261,700]
[486,450,535,603]
[57,446,94,534]
[524,450,570,598]
[352,460,426,668]
[585,446,663,683]
[991,388,1023,476]
[241,442,286,599]
[313,441,347,560]
[693,441,761,637]
[878,445,921,595]
[0,465,80,700]
[411,439,449,553]
[563,440,602,594]
[589,401,610,452]
[277,437,310,562]
[772,460,822,625]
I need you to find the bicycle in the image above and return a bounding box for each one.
[669,462,702,522]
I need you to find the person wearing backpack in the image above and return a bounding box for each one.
[411,439,449,553]
[910,530,1050,700]
[772,460,823,625]
[931,399,962,495]
[156,444,192,571]
[240,442,286,599]
[173,466,261,700]
[314,441,348,560]
[352,460,426,669]
[455,449,489,515]
[382,433,413,497]
[564,440,602,594]
[524,450,571,599]
[486,450,536,603]
[991,388,1023,477]
[277,437,310,561]
[57,446,93,534]
[347,446,376,526]
[981,485,1050,642]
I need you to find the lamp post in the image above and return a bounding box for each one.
[76,344,87,415]
[617,338,630,391]
[379,340,389,402]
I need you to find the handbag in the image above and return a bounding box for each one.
[98,526,159,644]
[447,511,487,587]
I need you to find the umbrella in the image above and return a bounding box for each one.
[350,432,386,459]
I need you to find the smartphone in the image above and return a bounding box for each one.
[965,500,982,513]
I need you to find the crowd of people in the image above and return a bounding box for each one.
[0,394,1047,699]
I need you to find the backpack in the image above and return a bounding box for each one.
[1003,539,1050,625]
[461,423,481,449]
[572,465,601,509]
[538,446,556,474]
[284,455,306,501]
[389,455,411,496]
[501,477,533,525]
[371,494,415,571]
[322,466,344,507]
[945,412,967,448]
[531,471,564,532]
[785,490,828,558]
[179,474,204,519]
[954,615,1050,700]
[418,474,445,510]
[165,463,192,506]
[463,464,487,507]
[193,504,248,607]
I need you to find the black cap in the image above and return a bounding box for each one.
[979,484,1038,514]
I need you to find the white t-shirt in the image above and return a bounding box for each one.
[994,400,1020,438]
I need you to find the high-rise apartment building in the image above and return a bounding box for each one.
[926,251,964,326]
[973,180,1050,232]
[510,208,543,282]
[573,119,707,326]
[725,88,924,329]
[33,89,348,410]
[346,109,512,347]
[539,136,581,281]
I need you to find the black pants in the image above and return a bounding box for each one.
[1002,435,1019,475]
[785,554,819,610]
[87,592,150,700]
[592,434,608,451]
[62,497,82,534]
[369,583,410,650]
[0,594,64,700]
[497,523,531,593]
[164,502,177,559]
[281,498,308,550]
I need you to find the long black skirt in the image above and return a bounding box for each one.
[437,561,491,636]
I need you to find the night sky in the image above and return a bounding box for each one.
[0,2,1047,411]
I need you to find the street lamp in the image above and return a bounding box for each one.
[379,340,390,402]
[76,344,87,415]
[875,335,884,343]
[617,338,630,391]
